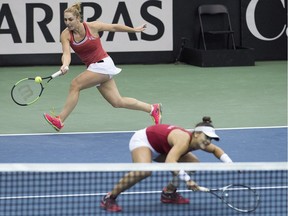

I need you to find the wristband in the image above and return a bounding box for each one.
[220,153,233,163]
[178,170,191,181]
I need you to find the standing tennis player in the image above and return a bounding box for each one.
[101,116,233,212]
[43,2,162,131]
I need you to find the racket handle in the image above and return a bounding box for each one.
[51,70,62,78]
[51,66,69,78]
[198,186,210,192]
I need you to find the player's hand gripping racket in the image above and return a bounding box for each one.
[11,66,68,106]
[198,184,260,213]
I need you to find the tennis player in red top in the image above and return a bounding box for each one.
[43,2,162,131]
[101,116,233,212]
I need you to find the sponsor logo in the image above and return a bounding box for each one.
[246,0,287,41]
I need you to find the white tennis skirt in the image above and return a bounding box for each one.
[129,128,160,159]
[87,56,122,77]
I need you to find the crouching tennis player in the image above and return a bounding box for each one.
[101,116,233,212]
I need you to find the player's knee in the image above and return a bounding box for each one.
[69,79,81,91]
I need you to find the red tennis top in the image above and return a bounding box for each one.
[69,22,108,67]
[146,124,192,154]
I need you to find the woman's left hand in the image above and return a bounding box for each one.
[134,24,147,32]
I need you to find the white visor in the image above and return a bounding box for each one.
[194,126,220,141]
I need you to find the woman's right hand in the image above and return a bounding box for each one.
[60,65,69,75]
[186,180,200,191]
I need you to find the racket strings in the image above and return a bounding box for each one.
[223,187,259,211]
[11,79,42,105]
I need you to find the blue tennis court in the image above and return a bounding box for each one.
[0,126,287,215]
[0,61,287,215]
[0,126,286,163]
[0,163,286,216]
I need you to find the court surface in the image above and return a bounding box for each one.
[0,61,286,161]
[0,61,287,133]
[0,127,287,216]
[0,61,287,215]
[0,126,287,163]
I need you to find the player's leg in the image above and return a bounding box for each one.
[101,147,152,212]
[114,147,152,194]
[101,129,153,212]
[43,70,110,131]
[97,78,150,111]
[112,128,154,196]
[60,71,110,121]
[97,78,162,124]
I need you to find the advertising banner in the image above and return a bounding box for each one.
[0,0,173,55]
[242,0,287,60]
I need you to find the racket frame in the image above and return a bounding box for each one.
[11,68,66,106]
[199,184,260,213]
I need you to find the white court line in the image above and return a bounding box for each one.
[0,126,287,137]
[1,186,287,200]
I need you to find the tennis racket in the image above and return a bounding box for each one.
[198,184,260,213]
[11,66,68,106]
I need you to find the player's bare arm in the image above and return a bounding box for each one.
[88,21,146,33]
[166,129,191,163]
[60,30,71,74]
[166,130,201,191]
[204,143,225,159]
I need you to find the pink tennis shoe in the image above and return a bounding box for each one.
[100,193,122,212]
[43,113,64,132]
[161,187,190,204]
[151,103,162,124]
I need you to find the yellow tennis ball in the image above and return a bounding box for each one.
[35,76,42,83]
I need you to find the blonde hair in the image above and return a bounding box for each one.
[65,2,82,20]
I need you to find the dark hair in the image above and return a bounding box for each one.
[195,116,214,128]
